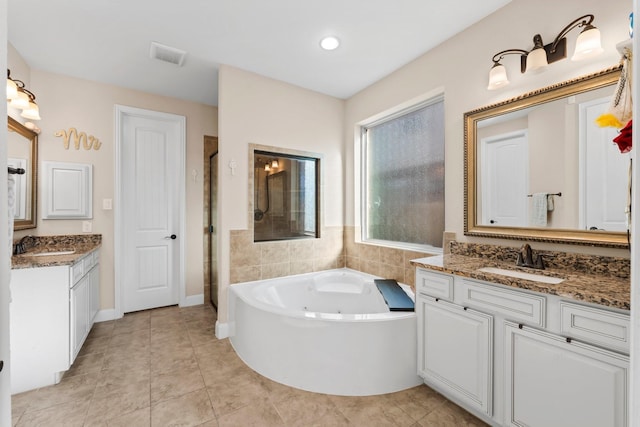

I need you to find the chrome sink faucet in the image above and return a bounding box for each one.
[13,235,35,255]
[516,243,545,270]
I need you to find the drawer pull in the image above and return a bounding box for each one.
[566,337,572,343]
[463,307,468,311]
[518,324,523,329]
[435,298,439,302]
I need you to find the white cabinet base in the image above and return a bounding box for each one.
[418,296,493,416]
[10,267,70,394]
[505,322,629,427]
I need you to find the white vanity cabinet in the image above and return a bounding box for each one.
[70,249,100,360]
[10,249,100,394]
[417,295,493,415]
[504,322,628,427]
[415,267,630,427]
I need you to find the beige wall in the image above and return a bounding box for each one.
[217,65,345,322]
[345,0,631,258]
[9,55,218,310]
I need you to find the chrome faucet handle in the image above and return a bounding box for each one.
[534,254,545,270]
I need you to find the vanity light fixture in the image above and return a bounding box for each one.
[271,159,279,168]
[6,69,41,120]
[264,163,271,172]
[487,14,603,90]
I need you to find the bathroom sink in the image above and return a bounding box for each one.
[29,250,76,257]
[477,267,564,284]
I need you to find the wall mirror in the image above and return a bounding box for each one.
[464,66,629,248]
[253,149,319,242]
[8,116,38,230]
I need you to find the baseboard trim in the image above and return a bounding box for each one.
[215,321,231,339]
[181,293,204,307]
[94,309,119,322]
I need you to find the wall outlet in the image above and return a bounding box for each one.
[103,198,113,210]
[82,221,92,233]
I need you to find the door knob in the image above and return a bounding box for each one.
[165,234,177,240]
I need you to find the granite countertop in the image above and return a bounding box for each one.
[11,234,102,270]
[411,253,630,311]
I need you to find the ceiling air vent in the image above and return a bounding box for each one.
[149,42,187,67]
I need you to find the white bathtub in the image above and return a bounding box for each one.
[228,268,422,396]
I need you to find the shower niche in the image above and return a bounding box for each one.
[253,149,319,242]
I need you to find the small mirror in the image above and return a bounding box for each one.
[8,116,37,230]
[465,66,628,247]
[253,150,319,242]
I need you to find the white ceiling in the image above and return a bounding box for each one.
[8,0,511,106]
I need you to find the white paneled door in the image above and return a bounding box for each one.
[117,106,185,313]
[480,130,529,227]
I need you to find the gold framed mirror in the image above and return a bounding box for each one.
[464,65,628,248]
[8,116,38,230]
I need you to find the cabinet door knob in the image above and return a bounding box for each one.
[0,360,3,372]
[164,234,177,240]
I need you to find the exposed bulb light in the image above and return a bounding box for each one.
[320,36,340,51]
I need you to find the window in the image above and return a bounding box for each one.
[254,150,319,242]
[361,97,445,251]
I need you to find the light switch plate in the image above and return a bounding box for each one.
[82,221,92,233]
[103,198,113,210]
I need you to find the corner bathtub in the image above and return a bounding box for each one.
[228,268,422,396]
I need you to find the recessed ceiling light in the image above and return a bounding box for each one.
[320,36,340,51]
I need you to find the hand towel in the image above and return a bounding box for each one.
[531,192,547,227]
[546,194,554,212]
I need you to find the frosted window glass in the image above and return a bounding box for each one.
[364,100,445,248]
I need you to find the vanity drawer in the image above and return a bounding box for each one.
[83,252,96,272]
[560,301,630,354]
[460,279,546,327]
[71,261,84,285]
[416,269,453,301]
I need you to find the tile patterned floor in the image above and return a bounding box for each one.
[11,305,488,426]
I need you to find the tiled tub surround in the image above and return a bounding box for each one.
[229,226,345,284]
[412,241,630,310]
[11,234,102,269]
[345,226,435,289]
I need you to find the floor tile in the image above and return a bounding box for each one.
[150,367,206,404]
[16,399,90,427]
[84,379,151,425]
[11,304,487,427]
[151,388,215,427]
[27,372,99,411]
[217,399,284,427]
